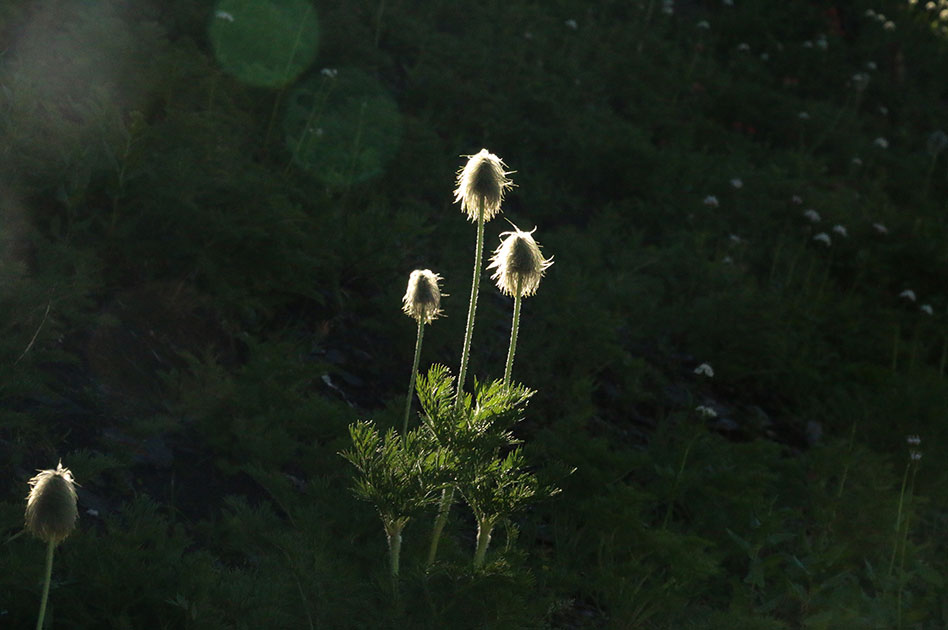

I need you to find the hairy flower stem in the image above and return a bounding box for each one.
[35,540,54,630]
[457,205,485,401]
[503,278,524,387]
[473,518,496,569]
[386,522,405,590]
[402,319,425,440]
[427,487,454,566]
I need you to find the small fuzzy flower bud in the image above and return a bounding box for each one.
[25,462,78,546]
[402,269,443,324]
[453,149,513,222]
[488,225,553,298]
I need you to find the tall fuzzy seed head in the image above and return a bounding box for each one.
[402,269,443,324]
[453,149,514,222]
[488,226,553,297]
[25,462,78,546]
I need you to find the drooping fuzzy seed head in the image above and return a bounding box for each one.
[25,462,78,546]
[402,269,443,324]
[488,225,553,298]
[453,149,514,222]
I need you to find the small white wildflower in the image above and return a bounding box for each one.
[927,130,948,157]
[900,289,917,302]
[910,451,923,461]
[730,178,743,189]
[884,20,896,31]
[791,195,803,205]
[803,209,821,222]
[920,304,934,315]
[851,156,863,166]
[865,9,876,17]
[798,111,810,120]
[832,224,848,237]
[694,363,714,377]
[696,20,711,29]
[873,222,888,234]
[320,68,338,79]
[927,1,937,9]
[813,232,832,246]
[696,405,718,418]
[564,19,578,30]
[737,42,751,52]
[729,234,743,244]
[851,72,870,91]
[866,61,878,71]
[215,10,235,21]
[662,0,674,15]
[874,137,889,149]
[488,225,553,298]
[816,35,828,50]
[803,40,814,48]
[760,52,770,61]
[703,195,719,207]
[941,8,948,19]
[907,434,922,445]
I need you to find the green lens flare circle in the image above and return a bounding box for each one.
[209,0,319,88]
[283,68,404,186]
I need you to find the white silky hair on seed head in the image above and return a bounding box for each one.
[25,461,78,546]
[453,149,514,222]
[402,269,443,324]
[488,225,553,298]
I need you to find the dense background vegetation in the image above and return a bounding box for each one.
[2,0,948,627]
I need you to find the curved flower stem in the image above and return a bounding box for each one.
[427,486,454,567]
[402,318,425,441]
[503,278,524,387]
[457,204,485,402]
[35,541,54,630]
[473,517,496,569]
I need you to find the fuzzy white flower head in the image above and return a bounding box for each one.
[803,209,821,222]
[906,434,922,445]
[910,450,923,461]
[730,178,743,189]
[26,462,78,546]
[832,224,848,237]
[703,195,719,207]
[851,72,870,91]
[694,363,714,377]
[873,222,888,234]
[873,137,889,149]
[564,19,578,30]
[900,289,917,302]
[696,405,718,418]
[320,68,338,79]
[215,10,235,21]
[487,225,553,298]
[737,42,750,52]
[402,269,444,324]
[884,20,896,31]
[791,195,803,205]
[866,61,878,71]
[729,234,743,244]
[865,8,876,17]
[920,304,934,315]
[813,232,831,246]
[696,20,711,29]
[453,149,514,222]
[926,1,936,9]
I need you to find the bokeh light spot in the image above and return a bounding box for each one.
[209,0,319,88]
[283,68,403,186]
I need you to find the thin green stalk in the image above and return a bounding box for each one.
[892,324,901,372]
[403,319,425,440]
[662,432,698,529]
[35,540,54,630]
[888,462,912,576]
[456,205,485,401]
[426,487,454,567]
[503,278,524,387]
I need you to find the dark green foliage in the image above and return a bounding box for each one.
[2,0,948,627]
